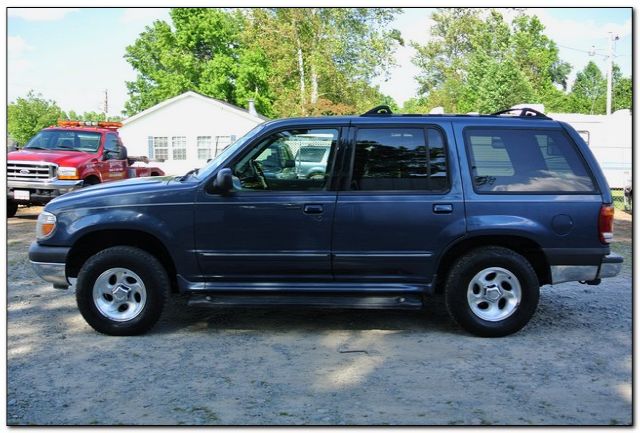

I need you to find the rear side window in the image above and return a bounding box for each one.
[464,128,595,193]
[351,128,448,192]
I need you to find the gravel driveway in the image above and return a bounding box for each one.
[7,206,632,425]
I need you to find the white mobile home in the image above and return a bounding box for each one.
[549,109,632,189]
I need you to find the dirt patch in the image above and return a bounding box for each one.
[7,206,632,425]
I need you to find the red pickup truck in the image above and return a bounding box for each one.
[7,121,164,217]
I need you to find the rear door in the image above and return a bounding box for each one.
[332,121,466,285]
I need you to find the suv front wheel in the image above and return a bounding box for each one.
[444,246,539,337]
[76,246,169,336]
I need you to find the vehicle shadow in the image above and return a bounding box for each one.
[153,293,461,335]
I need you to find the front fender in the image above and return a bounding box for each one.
[79,167,102,182]
[53,208,179,249]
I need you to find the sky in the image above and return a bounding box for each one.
[7,7,633,116]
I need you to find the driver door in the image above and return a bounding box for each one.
[98,133,127,181]
[194,126,345,283]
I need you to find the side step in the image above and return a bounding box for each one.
[188,294,424,310]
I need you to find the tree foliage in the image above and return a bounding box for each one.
[411,9,571,113]
[8,91,64,145]
[565,62,631,114]
[123,8,402,118]
[123,8,273,116]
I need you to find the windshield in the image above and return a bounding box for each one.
[24,130,101,153]
[195,123,267,179]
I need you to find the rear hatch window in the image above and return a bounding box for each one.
[464,128,596,193]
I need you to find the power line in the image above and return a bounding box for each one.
[556,44,609,58]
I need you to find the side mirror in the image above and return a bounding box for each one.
[118,145,128,161]
[284,159,295,168]
[214,168,234,192]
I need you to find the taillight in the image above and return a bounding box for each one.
[598,205,614,244]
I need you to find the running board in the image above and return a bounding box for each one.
[188,294,424,310]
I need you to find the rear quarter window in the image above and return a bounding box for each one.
[464,128,596,193]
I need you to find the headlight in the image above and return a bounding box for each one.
[36,211,57,240]
[58,167,79,180]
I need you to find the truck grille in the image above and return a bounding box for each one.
[7,161,57,182]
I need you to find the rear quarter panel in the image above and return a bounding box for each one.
[452,119,608,265]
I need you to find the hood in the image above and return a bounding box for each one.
[45,175,196,214]
[8,148,97,166]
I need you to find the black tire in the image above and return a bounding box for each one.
[76,246,169,336]
[444,246,539,337]
[7,199,18,218]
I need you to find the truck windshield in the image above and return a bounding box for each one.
[195,123,267,179]
[24,130,101,153]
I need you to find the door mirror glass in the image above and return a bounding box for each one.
[214,168,234,192]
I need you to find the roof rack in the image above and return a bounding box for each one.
[361,105,393,116]
[491,107,550,119]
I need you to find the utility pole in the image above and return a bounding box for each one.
[103,89,109,119]
[606,32,620,115]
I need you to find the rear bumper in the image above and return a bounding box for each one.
[28,242,71,289]
[550,253,623,285]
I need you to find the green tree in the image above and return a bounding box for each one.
[124,8,273,116]
[8,91,64,145]
[411,9,571,113]
[567,61,606,114]
[566,62,631,114]
[242,8,403,116]
[612,64,632,112]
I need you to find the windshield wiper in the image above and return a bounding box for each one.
[24,146,48,150]
[52,146,82,152]
[177,168,199,181]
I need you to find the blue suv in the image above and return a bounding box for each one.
[28,106,622,337]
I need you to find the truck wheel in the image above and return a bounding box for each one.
[76,246,169,336]
[7,199,18,218]
[444,246,539,337]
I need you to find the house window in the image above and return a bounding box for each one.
[172,136,187,160]
[197,136,213,160]
[151,137,168,161]
[214,136,233,156]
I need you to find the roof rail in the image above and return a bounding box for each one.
[491,107,551,119]
[361,105,393,116]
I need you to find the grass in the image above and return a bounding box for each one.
[611,188,631,212]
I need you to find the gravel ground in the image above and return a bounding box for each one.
[7,206,632,425]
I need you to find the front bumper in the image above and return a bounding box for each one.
[8,179,84,205]
[28,242,71,289]
[550,253,623,285]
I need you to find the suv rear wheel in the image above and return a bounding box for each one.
[444,246,539,337]
[76,246,169,336]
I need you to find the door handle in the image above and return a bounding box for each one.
[433,203,453,214]
[304,204,324,214]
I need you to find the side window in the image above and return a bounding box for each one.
[232,128,338,191]
[350,128,449,192]
[465,128,595,193]
[104,134,120,159]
